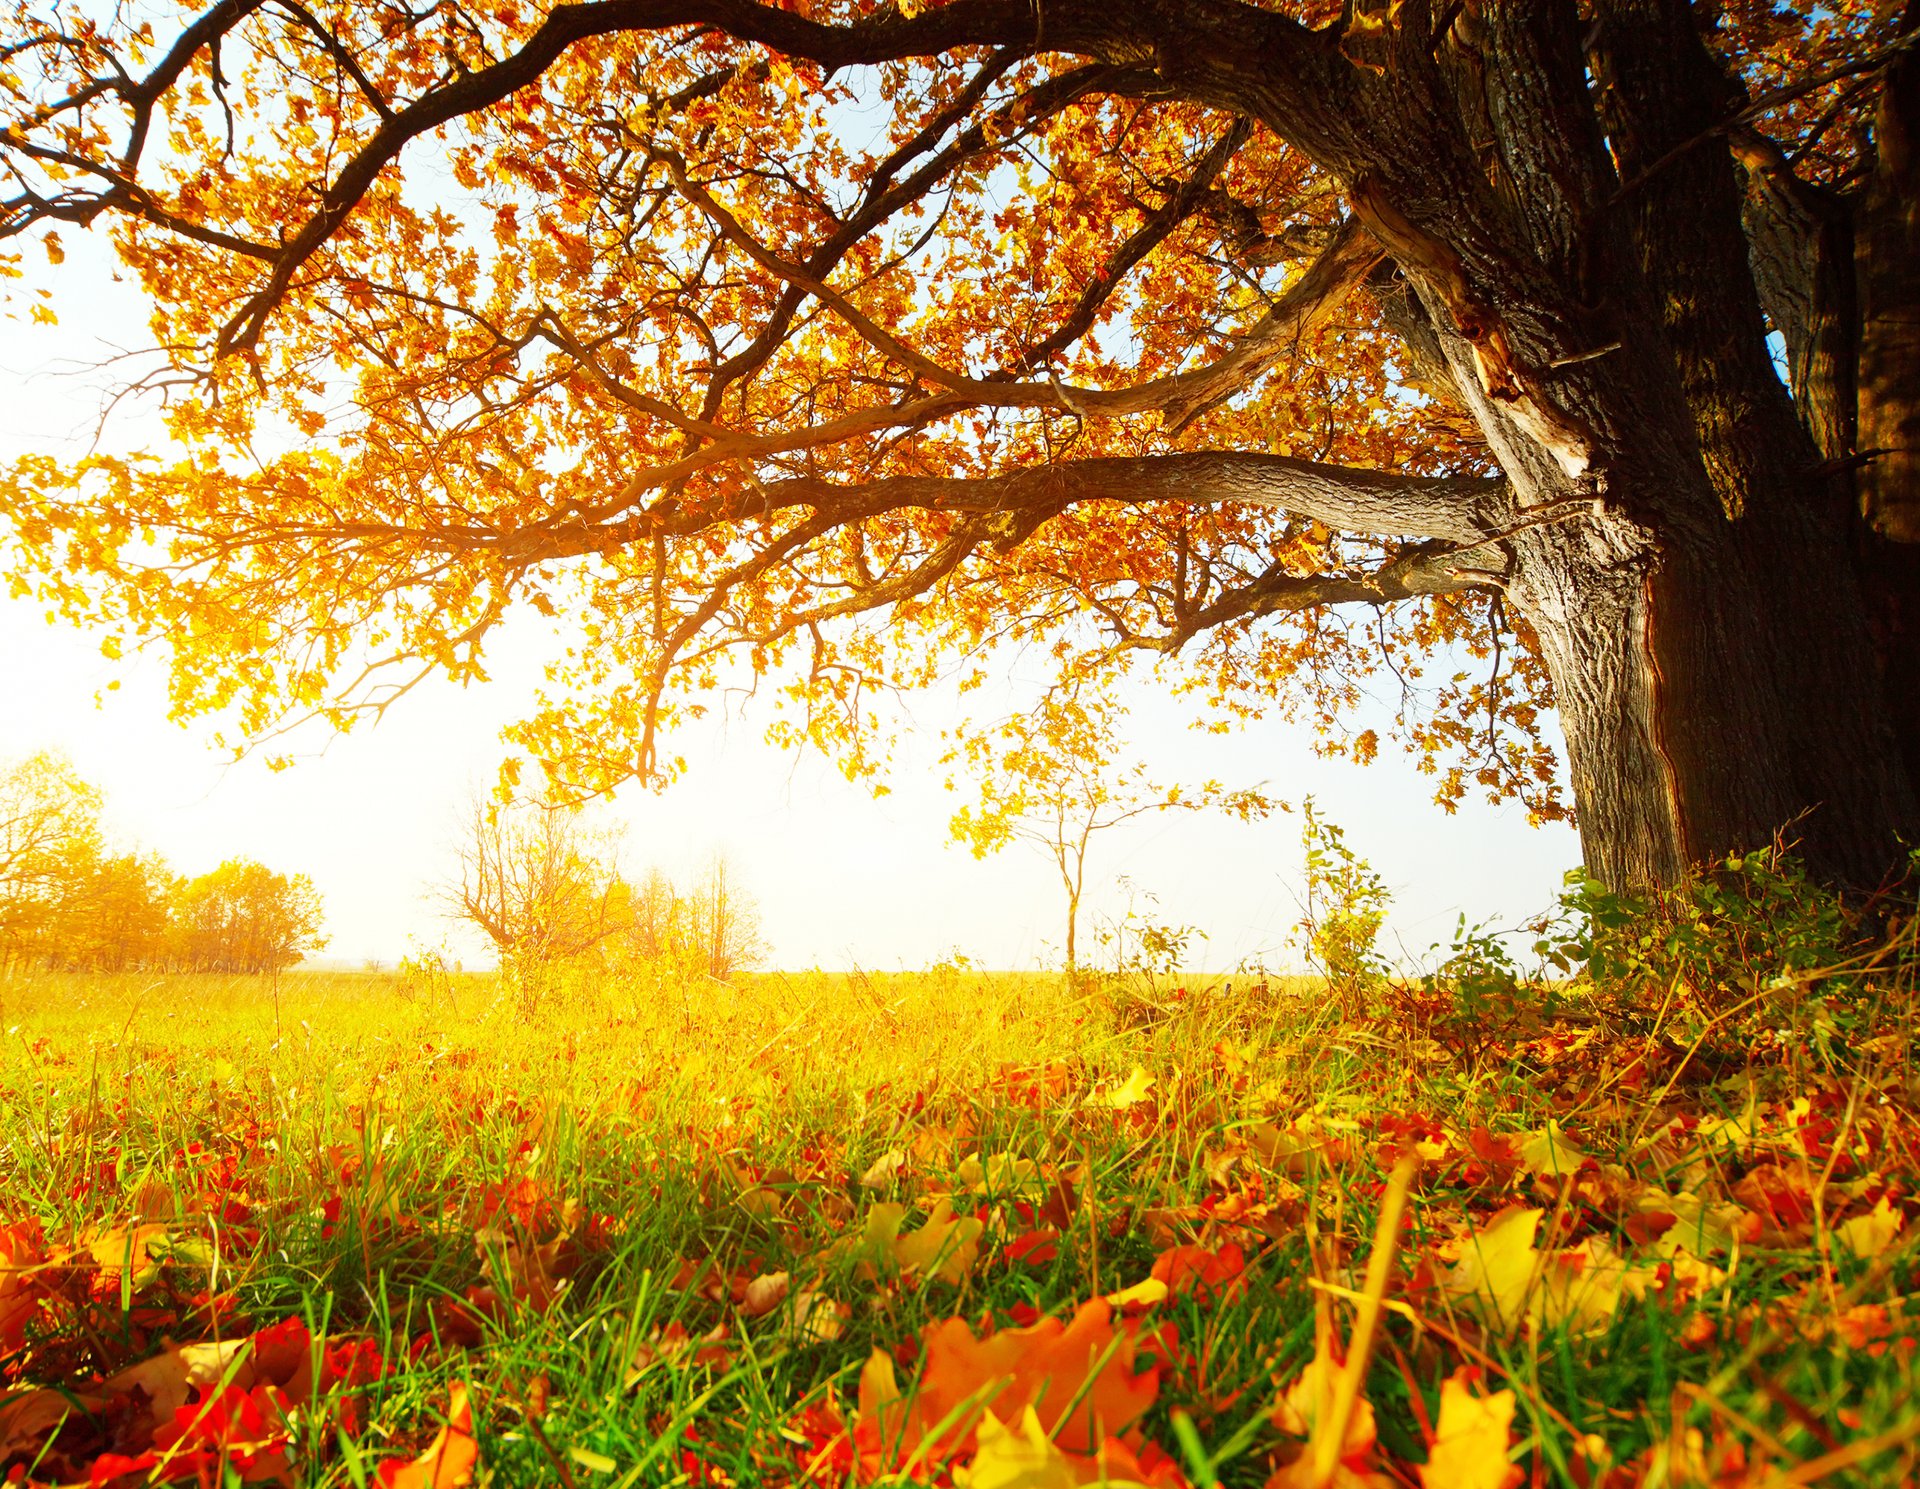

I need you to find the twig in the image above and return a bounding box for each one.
[1312,1152,1419,1487]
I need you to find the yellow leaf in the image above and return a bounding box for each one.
[1837,1197,1903,1259]
[1419,1369,1522,1489]
[893,1198,985,1285]
[961,1407,1083,1489]
[1443,1208,1542,1330]
[1517,1121,1585,1181]
[1104,1277,1170,1311]
[380,1384,479,1489]
[960,1151,1046,1196]
[1088,1066,1155,1109]
[859,1149,905,1187]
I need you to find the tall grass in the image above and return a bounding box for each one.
[2,943,1916,1486]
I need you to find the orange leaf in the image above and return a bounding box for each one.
[377,1385,479,1489]
[856,1299,1162,1477]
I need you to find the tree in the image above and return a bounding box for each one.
[0,753,102,970]
[49,852,178,972]
[3,0,1916,891]
[684,855,765,979]
[446,794,628,997]
[614,858,766,978]
[948,690,1270,970]
[168,859,328,973]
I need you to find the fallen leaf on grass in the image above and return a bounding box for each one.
[1441,1208,1541,1331]
[859,1150,905,1188]
[0,1386,94,1465]
[844,1199,984,1285]
[1516,1122,1586,1183]
[625,1321,734,1384]
[1087,1067,1155,1110]
[739,1270,791,1318]
[376,1384,478,1489]
[960,1152,1048,1197]
[1837,1197,1903,1259]
[960,1404,1182,1488]
[1269,1346,1390,1488]
[855,1299,1163,1477]
[1440,1208,1660,1336]
[1151,1243,1247,1304]
[1418,1369,1521,1489]
[0,1219,50,1353]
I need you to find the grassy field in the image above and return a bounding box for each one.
[0,934,1916,1487]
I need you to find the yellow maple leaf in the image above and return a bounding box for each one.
[1268,1348,1394,1489]
[856,1199,984,1284]
[961,1407,1086,1489]
[1088,1066,1155,1109]
[1836,1197,1903,1259]
[1517,1121,1585,1182]
[1419,1370,1522,1489]
[1443,1208,1542,1330]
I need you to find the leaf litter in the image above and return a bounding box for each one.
[0,955,1916,1486]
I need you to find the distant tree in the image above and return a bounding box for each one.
[50,852,177,972]
[0,753,103,971]
[446,795,628,1003]
[612,858,763,981]
[948,691,1271,972]
[684,856,766,980]
[169,860,327,974]
[619,868,683,968]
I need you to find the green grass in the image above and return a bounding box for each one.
[1,960,1916,1486]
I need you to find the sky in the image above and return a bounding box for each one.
[0,227,1581,975]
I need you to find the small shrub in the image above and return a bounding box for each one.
[1294,798,1390,1015]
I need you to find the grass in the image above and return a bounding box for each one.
[0,948,1916,1487]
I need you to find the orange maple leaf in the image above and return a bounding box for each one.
[376,1385,479,1489]
[855,1298,1161,1479]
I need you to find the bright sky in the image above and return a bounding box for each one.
[0,238,1580,973]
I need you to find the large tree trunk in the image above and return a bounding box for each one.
[1360,0,1920,891]
[1507,493,1915,891]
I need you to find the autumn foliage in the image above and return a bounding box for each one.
[0,753,325,974]
[5,0,1918,886]
[2,863,1918,1485]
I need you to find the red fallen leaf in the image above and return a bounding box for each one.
[1151,1243,1247,1304]
[1732,1163,1816,1241]
[376,1385,478,1489]
[1,1218,51,1354]
[1006,1228,1061,1267]
[148,1382,295,1483]
[786,1398,856,1483]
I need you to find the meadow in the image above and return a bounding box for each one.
[1,880,1916,1488]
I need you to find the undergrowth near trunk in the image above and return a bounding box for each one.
[1,859,1916,1486]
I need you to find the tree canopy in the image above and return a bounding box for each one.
[3,0,1915,889]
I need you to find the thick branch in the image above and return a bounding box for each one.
[621,453,1510,549]
[1122,539,1509,656]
